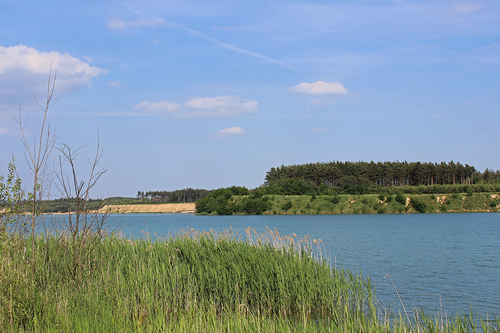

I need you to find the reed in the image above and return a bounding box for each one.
[0,227,498,332]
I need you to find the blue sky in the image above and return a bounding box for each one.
[1,0,499,198]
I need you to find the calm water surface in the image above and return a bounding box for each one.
[104,213,499,317]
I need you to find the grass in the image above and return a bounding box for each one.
[1,227,499,332]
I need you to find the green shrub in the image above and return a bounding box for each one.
[395,192,406,205]
[329,195,340,204]
[411,197,427,213]
[281,201,293,211]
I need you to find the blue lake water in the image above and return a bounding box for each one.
[56,212,500,318]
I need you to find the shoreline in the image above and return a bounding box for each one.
[40,203,196,215]
[97,203,196,214]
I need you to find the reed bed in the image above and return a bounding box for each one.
[0,227,498,332]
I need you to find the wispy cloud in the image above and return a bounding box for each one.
[312,127,326,133]
[290,81,349,95]
[134,100,180,114]
[107,18,166,29]
[109,80,123,87]
[133,95,258,117]
[209,126,246,138]
[184,95,258,117]
[450,2,482,14]
[159,19,300,73]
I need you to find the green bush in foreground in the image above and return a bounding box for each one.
[1,228,499,332]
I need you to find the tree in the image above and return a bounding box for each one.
[16,66,57,255]
[0,158,27,235]
[15,67,110,283]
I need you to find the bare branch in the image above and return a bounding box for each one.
[15,66,58,255]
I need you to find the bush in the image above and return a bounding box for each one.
[411,197,427,213]
[329,195,340,204]
[395,192,406,205]
[241,195,270,215]
[281,201,293,211]
[345,185,367,195]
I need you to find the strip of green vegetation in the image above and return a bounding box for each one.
[196,191,500,215]
[1,228,498,332]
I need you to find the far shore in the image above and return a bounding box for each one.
[39,203,196,215]
[97,203,196,214]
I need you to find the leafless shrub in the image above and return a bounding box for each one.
[15,66,57,253]
[53,131,111,283]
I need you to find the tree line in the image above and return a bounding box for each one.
[264,161,500,190]
[138,161,500,206]
[136,188,212,203]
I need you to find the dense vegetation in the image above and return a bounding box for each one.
[195,186,271,215]
[196,189,500,215]
[265,161,500,195]
[136,188,211,203]
[1,227,498,332]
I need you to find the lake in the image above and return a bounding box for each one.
[57,212,500,318]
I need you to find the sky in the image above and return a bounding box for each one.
[1,0,499,198]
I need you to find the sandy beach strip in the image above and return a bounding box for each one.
[96,203,196,214]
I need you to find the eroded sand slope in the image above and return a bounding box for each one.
[97,203,195,214]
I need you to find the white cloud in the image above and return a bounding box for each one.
[218,127,246,135]
[289,81,349,95]
[134,100,180,114]
[209,127,246,138]
[109,80,123,87]
[108,18,166,30]
[0,45,107,97]
[81,56,94,63]
[312,127,326,132]
[133,96,258,117]
[184,95,258,117]
[0,127,7,135]
[450,2,482,14]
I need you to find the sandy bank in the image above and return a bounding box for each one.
[96,203,196,214]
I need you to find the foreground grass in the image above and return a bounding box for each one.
[1,228,498,332]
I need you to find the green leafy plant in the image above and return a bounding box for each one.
[395,192,406,205]
[411,197,427,213]
[329,195,340,204]
[281,200,293,211]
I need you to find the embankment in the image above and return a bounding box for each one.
[97,203,195,214]
[258,193,500,215]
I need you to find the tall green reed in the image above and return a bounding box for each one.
[1,227,499,332]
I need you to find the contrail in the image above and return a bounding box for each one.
[107,1,301,73]
[167,21,301,73]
